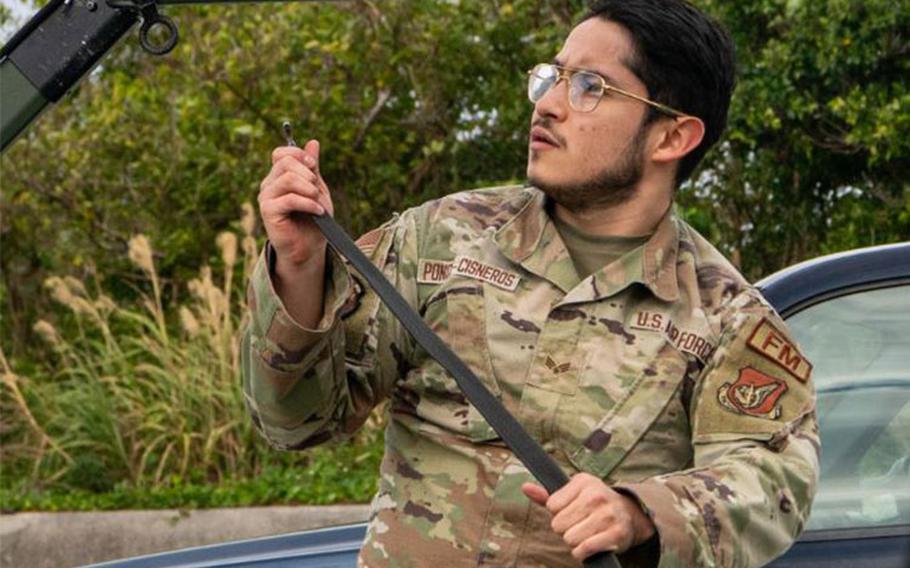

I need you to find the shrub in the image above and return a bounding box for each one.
[0,203,382,502]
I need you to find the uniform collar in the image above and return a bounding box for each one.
[494,187,680,304]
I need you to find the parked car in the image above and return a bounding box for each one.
[85,242,910,568]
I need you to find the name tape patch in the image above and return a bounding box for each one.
[417,259,452,285]
[417,257,521,291]
[453,256,521,291]
[631,310,716,362]
[746,318,812,383]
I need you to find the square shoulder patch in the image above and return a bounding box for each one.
[746,318,812,383]
[355,227,384,255]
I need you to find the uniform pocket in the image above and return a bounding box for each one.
[408,281,500,442]
[559,333,689,479]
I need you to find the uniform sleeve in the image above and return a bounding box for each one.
[614,290,820,567]
[240,211,420,450]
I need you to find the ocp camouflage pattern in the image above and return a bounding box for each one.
[241,185,820,567]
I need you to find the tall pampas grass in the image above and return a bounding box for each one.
[1,203,281,488]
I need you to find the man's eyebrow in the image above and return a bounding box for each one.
[551,57,620,86]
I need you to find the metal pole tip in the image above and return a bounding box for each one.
[282,121,296,147]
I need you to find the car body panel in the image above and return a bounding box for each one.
[766,526,910,568]
[87,524,366,568]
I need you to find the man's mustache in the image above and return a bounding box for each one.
[531,118,567,148]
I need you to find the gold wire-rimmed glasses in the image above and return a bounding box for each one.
[527,63,687,117]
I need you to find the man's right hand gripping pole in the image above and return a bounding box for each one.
[257,129,334,330]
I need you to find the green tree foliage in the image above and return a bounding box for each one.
[688,0,910,272]
[1,0,574,357]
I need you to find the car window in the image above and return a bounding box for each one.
[786,284,910,531]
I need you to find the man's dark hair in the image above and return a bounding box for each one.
[583,0,736,186]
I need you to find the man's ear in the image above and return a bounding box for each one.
[650,116,705,164]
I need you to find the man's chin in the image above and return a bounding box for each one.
[527,146,560,168]
[527,171,574,192]
[526,163,561,186]
[528,173,567,200]
[527,172,640,214]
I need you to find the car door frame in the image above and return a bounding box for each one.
[758,242,910,568]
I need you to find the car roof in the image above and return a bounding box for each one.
[756,242,910,317]
[87,522,367,567]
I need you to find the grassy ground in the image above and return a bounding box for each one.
[0,436,383,512]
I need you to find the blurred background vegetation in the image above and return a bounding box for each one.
[1,0,908,510]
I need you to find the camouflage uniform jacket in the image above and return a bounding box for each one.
[242,185,820,567]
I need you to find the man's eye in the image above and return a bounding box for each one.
[575,74,602,95]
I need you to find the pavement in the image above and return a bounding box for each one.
[0,505,371,568]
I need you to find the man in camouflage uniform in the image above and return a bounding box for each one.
[243,1,819,566]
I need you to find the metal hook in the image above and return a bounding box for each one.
[107,0,178,55]
[138,2,178,56]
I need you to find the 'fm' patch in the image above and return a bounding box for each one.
[451,256,521,291]
[747,318,812,383]
[417,259,453,285]
[718,367,788,420]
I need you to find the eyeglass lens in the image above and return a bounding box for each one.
[528,64,602,112]
[528,64,557,103]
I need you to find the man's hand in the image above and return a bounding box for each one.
[257,139,334,328]
[258,140,334,274]
[521,473,656,561]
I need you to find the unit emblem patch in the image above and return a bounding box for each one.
[718,367,788,420]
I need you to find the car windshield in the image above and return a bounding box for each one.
[787,284,910,531]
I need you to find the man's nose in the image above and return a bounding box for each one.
[534,78,569,120]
